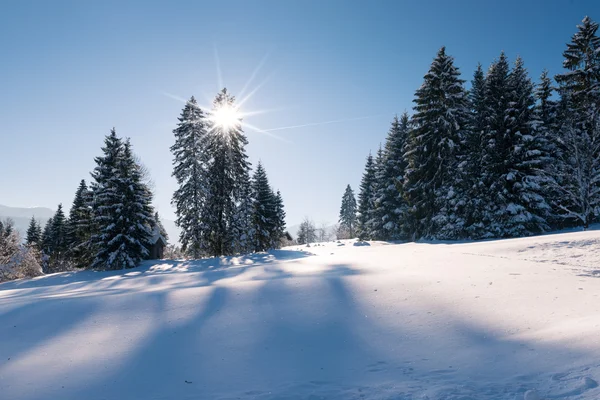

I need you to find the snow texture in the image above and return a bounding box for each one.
[3,232,600,399]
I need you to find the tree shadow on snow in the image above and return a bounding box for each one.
[2,262,598,400]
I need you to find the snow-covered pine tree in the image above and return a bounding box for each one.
[462,64,489,239]
[403,47,469,240]
[48,204,68,272]
[41,217,53,257]
[90,129,124,269]
[25,217,42,249]
[357,153,376,240]
[66,179,94,268]
[170,96,210,258]
[535,70,563,229]
[338,184,357,239]
[480,55,550,237]
[553,16,600,228]
[376,113,410,240]
[90,131,153,269]
[251,162,277,252]
[204,88,252,257]
[368,146,387,240]
[502,56,551,235]
[232,177,255,254]
[273,190,287,248]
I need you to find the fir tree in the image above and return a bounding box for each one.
[25,217,42,249]
[90,131,153,269]
[67,179,94,268]
[553,16,600,228]
[462,64,489,238]
[368,146,387,240]
[41,217,53,256]
[403,47,469,239]
[376,114,410,240]
[273,190,287,248]
[170,96,210,258]
[48,204,68,271]
[357,153,376,240]
[338,184,357,239]
[252,162,277,252]
[203,88,252,257]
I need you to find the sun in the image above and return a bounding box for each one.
[210,103,241,130]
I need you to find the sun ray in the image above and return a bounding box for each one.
[242,122,293,144]
[262,114,384,132]
[213,44,224,90]
[238,51,271,101]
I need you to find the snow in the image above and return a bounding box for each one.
[3,232,600,399]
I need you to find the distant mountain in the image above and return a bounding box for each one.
[0,204,180,245]
[0,205,54,239]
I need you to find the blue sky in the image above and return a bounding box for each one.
[1,0,598,227]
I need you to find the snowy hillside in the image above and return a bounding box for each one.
[2,231,600,399]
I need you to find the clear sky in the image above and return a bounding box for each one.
[1,0,598,227]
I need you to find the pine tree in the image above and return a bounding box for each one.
[90,131,153,269]
[170,96,210,258]
[41,217,53,256]
[553,16,600,228]
[67,179,94,268]
[503,57,551,235]
[232,178,255,254]
[252,162,277,252]
[338,184,357,239]
[203,88,252,257]
[25,217,41,248]
[376,114,410,240]
[357,153,376,240]
[462,64,489,238]
[48,204,68,272]
[403,47,469,239]
[368,146,387,240]
[273,190,287,248]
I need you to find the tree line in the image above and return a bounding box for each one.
[1,88,288,281]
[339,17,600,241]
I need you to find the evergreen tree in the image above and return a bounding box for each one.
[90,131,153,269]
[376,114,410,240]
[47,204,68,271]
[462,64,489,238]
[232,178,256,254]
[170,96,210,258]
[67,179,94,268]
[338,184,357,239]
[368,146,387,240]
[25,217,42,248]
[480,55,550,236]
[403,47,469,239]
[553,16,600,228]
[203,88,252,257]
[273,190,287,248]
[252,162,277,252]
[357,153,376,240]
[41,217,53,256]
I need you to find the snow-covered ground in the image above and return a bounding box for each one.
[2,231,600,399]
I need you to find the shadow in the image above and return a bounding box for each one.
[0,249,313,294]
[1,261,597,400]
